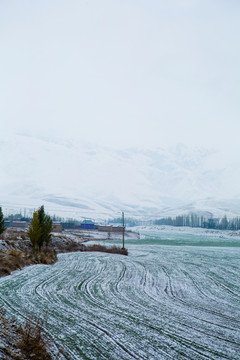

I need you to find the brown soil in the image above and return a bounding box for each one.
[0,249,57,278]
[0,308,58,360]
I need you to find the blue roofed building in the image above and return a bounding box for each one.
[80,220,95,230]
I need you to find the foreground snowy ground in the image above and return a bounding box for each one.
[0,229,240,359]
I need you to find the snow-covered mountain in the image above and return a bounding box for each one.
[1,134,240,220]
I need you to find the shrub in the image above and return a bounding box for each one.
[0,249,57,278]
[16,318,52,360]
[85,244,128,255]
[0,267,11,276]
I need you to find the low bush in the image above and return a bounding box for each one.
[84,244,128,255]
[35,251,57,265]
[0,307,59,360]
[0,267,11,276]
[4,229,27,241]
[0,249,58,278]
[49,239,85,253]
[16,318,52,360]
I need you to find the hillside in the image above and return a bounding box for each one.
[1,134,240,220]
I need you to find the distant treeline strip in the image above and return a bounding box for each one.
[154,215,240,230]
[109,215,240,230]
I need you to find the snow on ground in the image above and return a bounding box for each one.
[0,229,239,359]
[0,228,139,252]
[64,229,140,241]
[133,225,240,240]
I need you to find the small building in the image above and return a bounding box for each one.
[98,225,113,232]
[80,220,95,230]
[4,220,12,228]
[12,221,29,229]
[98,225,124,232]
[52,223,63,232]
[112,226,124,232]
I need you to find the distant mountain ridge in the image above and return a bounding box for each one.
[1,134,240,220]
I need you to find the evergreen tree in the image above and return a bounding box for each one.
[38,205,46,249]
[27,211,41,251]
[37,206,53,249]
[28,206,53,251]
[42,215,53,248]
[0,206,6,235]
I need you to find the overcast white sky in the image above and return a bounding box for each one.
[1,0,240,150]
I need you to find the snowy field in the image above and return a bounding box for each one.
[0,229,240,359]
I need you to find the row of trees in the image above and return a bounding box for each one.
[108,217,139,227]
[154,214,240,230]
[108,214,240,230]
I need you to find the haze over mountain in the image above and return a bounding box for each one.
[1,1,240,221]
[1,134,240,221]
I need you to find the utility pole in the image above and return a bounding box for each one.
[122,211,125,249]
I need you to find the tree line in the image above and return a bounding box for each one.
[108,214,240,230]
[153,214,240,230]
